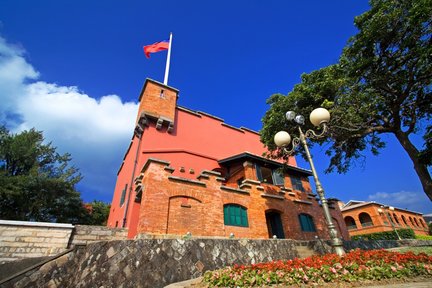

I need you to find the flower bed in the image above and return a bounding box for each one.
[203,249,432,287]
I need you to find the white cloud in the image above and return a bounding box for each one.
[0,36,138,201]
[368,191,432,213]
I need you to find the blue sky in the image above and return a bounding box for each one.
[1,0,431,213]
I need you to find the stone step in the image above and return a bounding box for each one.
[295,245,316,258]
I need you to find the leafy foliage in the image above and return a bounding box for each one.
[203,249,432,287]
[0,126,89,223]
[351,228,415,240]
[415,234,432,240]
[260,0,432,200]
[84,200,111,225]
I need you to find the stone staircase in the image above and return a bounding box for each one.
[295,243,319,258]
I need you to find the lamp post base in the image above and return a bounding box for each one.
[331,237,345,256]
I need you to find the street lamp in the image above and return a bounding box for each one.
[378,206,401,240]
[274,108,345,256]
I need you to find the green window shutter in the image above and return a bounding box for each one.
[299,214,306,231]
[241,208,248,226]
[224,205,229,225]
[223,204,249,227]
[235,206,242,226]
[309,217,316,231]
[299,214,316,232]
[231,206,239,225]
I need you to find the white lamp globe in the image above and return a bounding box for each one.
[310,108,330,126]
[285,111,296,121]
[274,131,291,147]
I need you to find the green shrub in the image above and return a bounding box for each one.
[351,228,415,241]
[415,234,432,240]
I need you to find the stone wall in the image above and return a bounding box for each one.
[2,238,313,288]
[70,225,128,246]
[0,220,127,264]
[0,220,74,264]
[2,237,431,288]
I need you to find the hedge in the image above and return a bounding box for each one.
[351,228,415,240]
[415,234,432,240]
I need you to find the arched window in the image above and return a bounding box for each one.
[344,216,357,230]
[419,218,426,228]
[298,213,316,232]
[223,204,248,227]
[393,213,400,226]
[401,215,408,226]
[359,212,373,227]
[409,216,415,226]
[413,218,419,227]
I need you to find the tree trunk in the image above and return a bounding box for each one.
[395,131,432,201]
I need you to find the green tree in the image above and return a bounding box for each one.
[0,126,90,223]
[84,200,111,225]
[261,0,432,200]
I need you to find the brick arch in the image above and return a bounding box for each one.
[401,215,408,226]
[265,208,284,214]
[224,202,248,208]
[409,216,415,226]
[393,213,400,225]
[358,212,373,227]
[419,218,426,228]
[169,194,202,203]
[167,195,204,236]
[169,191,203,203]
[222,196,250,208]
[344,216,357,230]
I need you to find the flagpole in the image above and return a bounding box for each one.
[163,33,172,85]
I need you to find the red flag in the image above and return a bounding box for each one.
[143,40,169,58]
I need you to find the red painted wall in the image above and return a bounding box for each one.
[107,79,347,240]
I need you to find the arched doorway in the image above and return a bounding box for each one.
[359,212,373,227]
[266,211,285,239]
[344,216,357,230]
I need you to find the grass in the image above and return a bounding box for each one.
[386,246,432,255]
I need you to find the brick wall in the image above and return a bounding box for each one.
[136,159,349,241]
[0,220,127,264]
[342,203,429,237]
[137,79,178,123]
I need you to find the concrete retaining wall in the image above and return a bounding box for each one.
[0,220,74,264]
[69,225,128,246]
[0,220,127,264]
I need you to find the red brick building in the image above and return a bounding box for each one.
[107,78,349,240]
[341,200,429,237]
